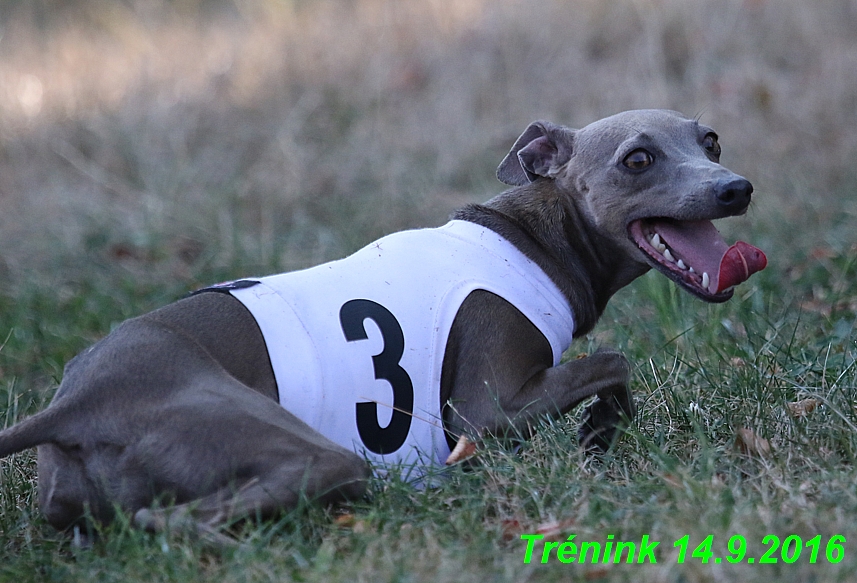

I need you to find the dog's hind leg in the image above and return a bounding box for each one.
[38,387,369,540]
[103,367,369,539]
[37,442,115,531]
[27,310,369,536]
[132,425,368,546]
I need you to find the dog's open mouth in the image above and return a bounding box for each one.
[628,218,767,302]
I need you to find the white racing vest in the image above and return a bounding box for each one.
[227,220,576,475]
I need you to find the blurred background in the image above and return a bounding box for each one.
[0,0,856,378]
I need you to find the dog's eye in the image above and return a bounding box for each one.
[703,133,721,158]
[623,149,653,170]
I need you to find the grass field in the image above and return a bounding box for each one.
[1,0,857,581]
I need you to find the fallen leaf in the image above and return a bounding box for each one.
[333,513,356,527]
[660,473,683,488]
[534,517,577,541]
[735,427,771,457]
[445,434,477,465]
[810,246,837,260]
[787,398,820,418]
[333,513,370,533]
[500,519,523,541]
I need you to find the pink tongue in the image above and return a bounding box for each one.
[654,220,767,293]
[716,241,767,293]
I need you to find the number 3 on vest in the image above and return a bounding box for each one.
[339,299,415,454]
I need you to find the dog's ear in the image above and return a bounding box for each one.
[496,121,575,186]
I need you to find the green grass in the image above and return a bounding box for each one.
[1,232,856,582]
[1,0,857,581]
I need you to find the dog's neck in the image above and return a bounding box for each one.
[452,182,649,336]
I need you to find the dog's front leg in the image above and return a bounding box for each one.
[446,349,635,452]
[574,350,637,452]
[507,349,635,450]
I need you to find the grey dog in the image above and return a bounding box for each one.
[0,109,766,540]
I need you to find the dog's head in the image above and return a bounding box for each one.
[497,109,766,302]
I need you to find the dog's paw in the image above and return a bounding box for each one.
[135,507,240,550]
[578,384,636,453]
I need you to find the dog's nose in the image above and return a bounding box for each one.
[714,178,753,213]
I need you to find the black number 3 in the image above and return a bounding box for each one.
[339,299,414,454]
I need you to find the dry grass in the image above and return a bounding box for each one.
[1,1,857,582]
[1,0,855,286]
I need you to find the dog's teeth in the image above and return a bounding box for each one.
[677,259,686,270]
[701,272,710,290]
[663,248,675,263]
[651,233,661,247]
[689,266,695,274]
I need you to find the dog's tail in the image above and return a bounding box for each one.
[0,408,63,458]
